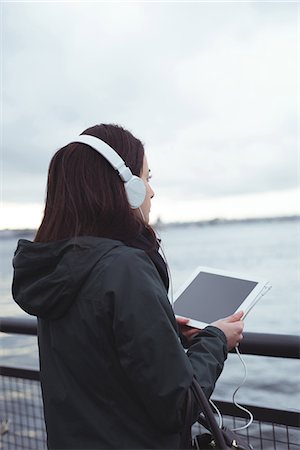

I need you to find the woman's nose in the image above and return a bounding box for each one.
[149,185,155,199]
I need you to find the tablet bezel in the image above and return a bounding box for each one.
[174,265,271,329]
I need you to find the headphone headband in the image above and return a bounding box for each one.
[70,135,132,182]
[68,134,146,209]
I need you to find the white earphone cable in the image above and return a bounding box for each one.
[138,207,145,222]
[231,345,254,431]
[209,399,223,428]
[206,346,253,432]
[158,239,174,306]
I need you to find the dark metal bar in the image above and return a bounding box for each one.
[0,316,37,335]
[237,332,300,359]
[1,317,300,358]
[0,366,40,381]
[213,400,300,428]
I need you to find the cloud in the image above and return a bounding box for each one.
[2,1,298,216]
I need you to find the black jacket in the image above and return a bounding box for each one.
[12,236,227,450]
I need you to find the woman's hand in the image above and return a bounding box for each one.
[176,316,200,342]
[211,311,244,350]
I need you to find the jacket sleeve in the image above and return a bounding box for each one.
[107,249,227,432]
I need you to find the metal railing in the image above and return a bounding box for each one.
[1,316,299,358]
[1,317,300,450]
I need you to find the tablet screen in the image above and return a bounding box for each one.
[174,271,258,324]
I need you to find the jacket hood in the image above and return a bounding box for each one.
[12,236,123,320]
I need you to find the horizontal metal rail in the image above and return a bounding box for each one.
[0,365,39,381]
[1,316,300,358]
[237,331,300,359]
[0,316,37,336]
[214,400,300,428]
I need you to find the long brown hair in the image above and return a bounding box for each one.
[35,124,153,243]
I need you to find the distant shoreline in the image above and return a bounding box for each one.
[1,215,299,236]
[153,214,300,229]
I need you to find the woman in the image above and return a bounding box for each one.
[12,124,244,449]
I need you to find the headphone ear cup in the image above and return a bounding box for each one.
[124,176,146,209]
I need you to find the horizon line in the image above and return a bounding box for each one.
[0,214,299,233]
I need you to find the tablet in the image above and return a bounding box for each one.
[173,266,271,329]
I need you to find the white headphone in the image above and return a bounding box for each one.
[70,134,146,209]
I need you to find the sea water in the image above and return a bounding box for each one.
[1,219,299,410]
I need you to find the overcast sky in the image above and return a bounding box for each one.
[1,1,299,228]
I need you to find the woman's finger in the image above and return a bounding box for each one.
[176,316,190,325]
